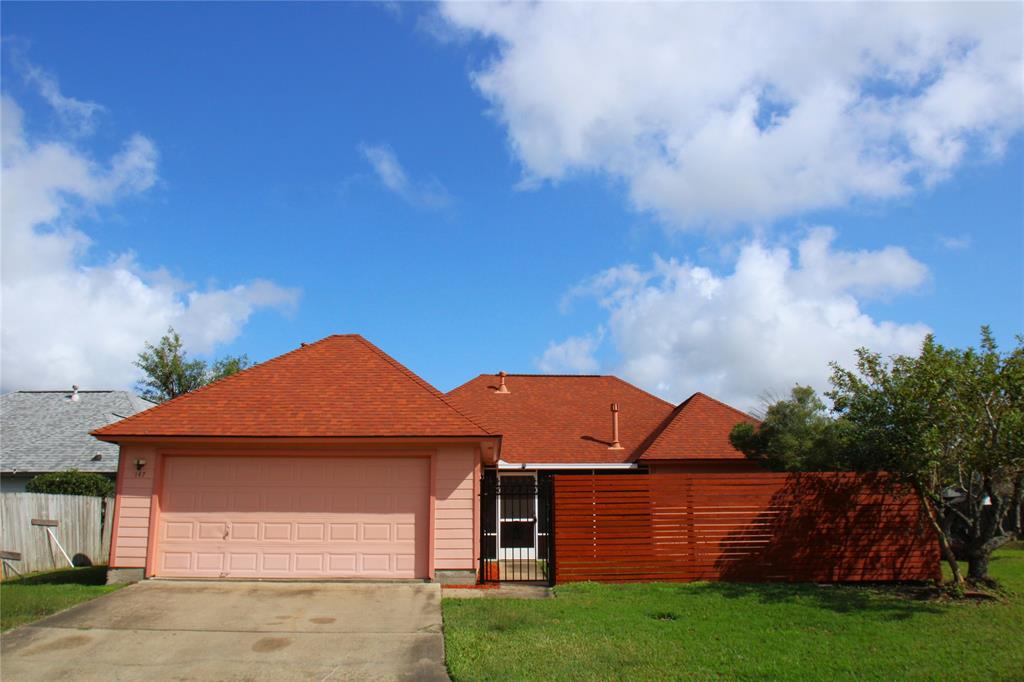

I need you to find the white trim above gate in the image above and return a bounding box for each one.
[496,460,638,470]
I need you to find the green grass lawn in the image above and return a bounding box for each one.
[443,549,1024,681]
[1,566,124,631]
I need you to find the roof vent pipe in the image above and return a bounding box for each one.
[609,402,623,450]
[70,385,80,402]
[495,371,510,394]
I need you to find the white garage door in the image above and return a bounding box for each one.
[155,456,429,579]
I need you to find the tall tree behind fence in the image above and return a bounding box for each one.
[0,493,115,574]
[554,473,941,584]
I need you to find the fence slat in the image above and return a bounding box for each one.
[0,493,114,574]
[553,473,941,584]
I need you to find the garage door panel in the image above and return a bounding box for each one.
[296,523,325,541]
[297,461,328,484]
[328,493,360,513]
[232,492,263,512]
[295,492,328,513]
[163,552,191,571]
[230,522,259,540]
[330,523,358,541]
[156,456,428,579]
[197,522,227,539]
[263,554,290,572]
[262,523,292,541]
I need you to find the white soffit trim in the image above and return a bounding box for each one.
[495,460,638,470]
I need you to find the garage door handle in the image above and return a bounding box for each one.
[223,526,230,540]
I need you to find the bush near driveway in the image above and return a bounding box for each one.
[443,549,1024,681]
[1,566,123,631]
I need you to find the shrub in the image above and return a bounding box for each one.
[25,470,115,497]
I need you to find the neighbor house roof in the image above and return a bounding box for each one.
[638,392,758,460]
[446,374,675,464]
[1,390,156,474]
[93,335,490,440]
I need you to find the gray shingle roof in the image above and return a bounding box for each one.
[1,390,156,475]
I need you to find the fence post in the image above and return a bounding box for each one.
[548,475,556,587]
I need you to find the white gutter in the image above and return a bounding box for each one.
[496,460,638,470]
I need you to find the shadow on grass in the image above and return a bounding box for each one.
[6,566,109,586]
[671,579,946,620]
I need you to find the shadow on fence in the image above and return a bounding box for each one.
[553,473,941,585]
[710,473,940,583]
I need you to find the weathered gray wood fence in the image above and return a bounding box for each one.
[0,493,115,574]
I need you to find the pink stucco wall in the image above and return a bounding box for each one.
[109,443,480,578]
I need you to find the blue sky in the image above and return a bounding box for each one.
[2,2,1021,409]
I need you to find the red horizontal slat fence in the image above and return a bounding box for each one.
[553,473,940,584]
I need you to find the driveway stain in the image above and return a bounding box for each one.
[310,617,336,624]
[23,635,92,656]
[251,637,292,653]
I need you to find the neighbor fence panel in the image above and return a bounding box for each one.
[0,493,115,574]
[553,473,940,584]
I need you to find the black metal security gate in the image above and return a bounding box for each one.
[480,470,554,585]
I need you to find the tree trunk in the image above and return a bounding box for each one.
[916,484,964,586]
[965,533,1013,584]
[967,553,990,583]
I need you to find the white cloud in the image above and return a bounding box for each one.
[440,2,1024,228]
[554,230,931,410]
[359,143,451,209]
[536,328,603,374]
[0,89,299,392]
[939,234,972,251]
[21,61,105,137]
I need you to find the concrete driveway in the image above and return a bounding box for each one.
[1,581,449,681]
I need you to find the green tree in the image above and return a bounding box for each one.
[26,471,115,497]
[828,328,1023,585]
[730,386,853,471]
[134,328,207,402]
[209,354,251,382]
[134,328,253,402]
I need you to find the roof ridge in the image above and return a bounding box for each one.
[635,395,691,459]
[500,373,608,378]
[351,336,491,435]
[690,391,760,421]
[11,390,119,394]
[638,391,759,460]
[92,336,336,436]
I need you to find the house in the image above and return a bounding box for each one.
[1,389,155,492]
[92,335,760,583]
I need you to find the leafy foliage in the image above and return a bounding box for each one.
[209,354,251,383]
[25,470,115,498]
[134,328,207,402]
[827,327,1023,584]
[134,328,252,402]
[730,328,1022,585]
[730,386,853,471]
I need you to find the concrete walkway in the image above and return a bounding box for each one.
[1,580,449,681]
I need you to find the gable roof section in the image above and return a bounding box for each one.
[2,390,156,473]
[639,392,758,461]
[93,335,489,440]
[446,374,675,464]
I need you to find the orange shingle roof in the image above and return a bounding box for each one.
[638,392,758,460]
[93,335,489,440]
[445,374,675,464]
